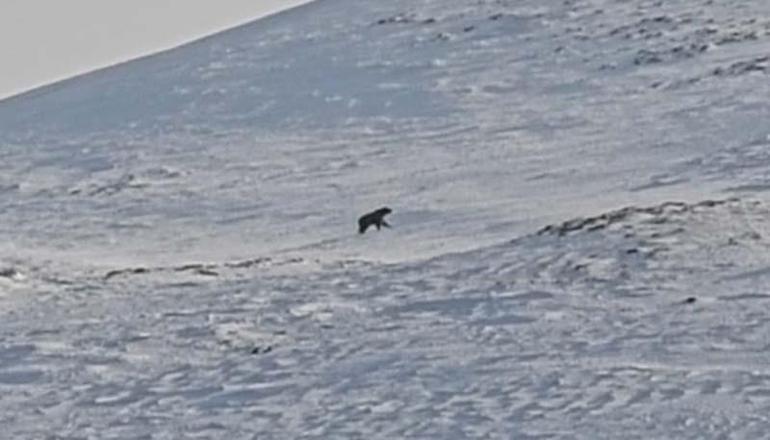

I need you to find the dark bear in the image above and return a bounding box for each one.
[358,207,392,234]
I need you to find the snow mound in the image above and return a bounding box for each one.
[3,198,770,438]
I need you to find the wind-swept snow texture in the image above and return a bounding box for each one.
[2,0,770,438]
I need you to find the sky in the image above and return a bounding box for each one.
[0,0,310,100]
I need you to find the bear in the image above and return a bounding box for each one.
[358,207,392,234]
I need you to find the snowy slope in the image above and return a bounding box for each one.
[2,0,770,438]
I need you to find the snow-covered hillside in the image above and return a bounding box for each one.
[2,0,770,437]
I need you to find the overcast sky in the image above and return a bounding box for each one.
[0,1,310,99]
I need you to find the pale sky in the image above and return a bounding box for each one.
[0,1,310,99]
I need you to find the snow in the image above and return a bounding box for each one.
[2,0,770,438]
